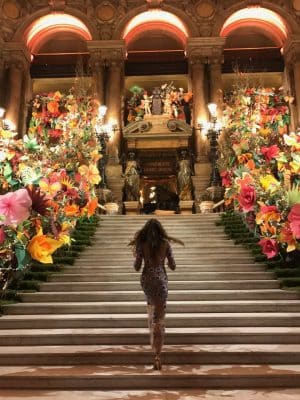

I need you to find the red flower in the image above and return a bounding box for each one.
[0,227,5,244]
[260,205,279,214]
[220,171,232,187]
[48,129,63,139]
[238,184,256,212]
[258,238,279,259]
[288,204,300,239]
[260,145,280,163]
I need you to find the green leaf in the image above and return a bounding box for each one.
[286,184,300,206]
[15,245,30,271]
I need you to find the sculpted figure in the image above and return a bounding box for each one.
[177,150,193,200]
[124,153,140,201]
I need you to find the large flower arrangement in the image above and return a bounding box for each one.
[220,86,300,259]
[0,91,101,270]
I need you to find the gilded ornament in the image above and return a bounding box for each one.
[2,0,20,19]
[293,0,300,11]
[97,2,116,21]
[195,1,214,18]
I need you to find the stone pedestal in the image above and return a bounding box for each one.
[124,201,140,215]
[104,202,119,215]
[179,200,194,214]
[199,201,214,214]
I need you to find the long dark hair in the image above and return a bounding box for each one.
[129,218,184,256]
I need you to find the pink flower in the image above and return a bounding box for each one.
[0,189,32,225]
[260,145,280,163]
[288,204,300,239]
[258,238,279,259]
[238,184,256,212]
[0,227,5,244]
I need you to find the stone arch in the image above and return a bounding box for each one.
[12,7,99,52]
[113,5,198,44]
[213,2,298,41]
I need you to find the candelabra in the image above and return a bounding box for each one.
[199,103,223,201]
[94,105,110,189]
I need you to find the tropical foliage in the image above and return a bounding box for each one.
[0,91,101,270]
[220,86,300,259]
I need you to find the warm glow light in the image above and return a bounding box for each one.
[123,10,188,45]
[98,105,107,118]
[0,107,5,119]
[26,13,92,53]
[208,103,217,118]
[221,7,288,46]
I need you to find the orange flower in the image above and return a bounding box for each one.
[245,159,256,170]
[64,204,80,217]
[86,198,99,217]
[27,231,63,263]
[47,101,59,114]
[238,153,253,164]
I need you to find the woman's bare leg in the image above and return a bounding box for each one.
[152,302,166,369]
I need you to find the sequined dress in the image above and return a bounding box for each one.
[133,240,176,354]
[133,241,176,305]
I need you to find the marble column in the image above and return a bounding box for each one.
[3,44,31,135]
[189,57,208,161]
[283,36,300,129]
[209,59,223,119]
[187,38,225,162]
[5,60,24,132]
[87,41,126,163]
[0,48,5,108]
[88,49,105,105]
[106,58,124,163]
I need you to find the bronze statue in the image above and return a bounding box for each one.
[124,152,140,201]
[177,150,193,200]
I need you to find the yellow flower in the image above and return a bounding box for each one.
[78,164,101,185]
[260,175,280,193]
[27,231,63,264]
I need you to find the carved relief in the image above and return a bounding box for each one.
[195,1,215,18]
[2,1,21,19]
[97,2,116,21]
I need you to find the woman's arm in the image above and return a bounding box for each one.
[166,243,176,270]
[133,245,143,271]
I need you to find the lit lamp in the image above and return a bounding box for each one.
[95,105,109,188]
[199,102,223,199]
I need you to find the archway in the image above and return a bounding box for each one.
[219,7,289,89]
[23,13,93,94]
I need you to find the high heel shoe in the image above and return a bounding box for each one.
[153,354,162,370]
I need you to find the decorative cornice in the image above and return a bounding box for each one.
[87,39,126,66]
[282,34,300,64]
[186,37,226,64]
[2,42,31,69]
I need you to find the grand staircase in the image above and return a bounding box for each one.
[0,214,300,397]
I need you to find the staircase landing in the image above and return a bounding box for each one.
[0,215,300,397]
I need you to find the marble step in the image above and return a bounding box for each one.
[49,272,273,282]
[1,389,299,400]
[0,327,299,346]
[21,289,299,302]
[72,258,257,266]
[1,344,300,365]
[1,313,300,329]
[40,280,280,291]
[4,300,300,315]
[62,264,267,273]
[77,248,252,255]
[0,364,299,390]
